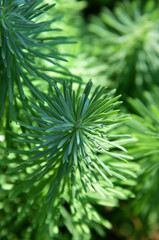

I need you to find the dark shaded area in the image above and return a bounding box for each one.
[91,201,153,240]
[79,0,130,18]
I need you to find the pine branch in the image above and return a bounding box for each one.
[127,85,159,225]
[87,0,159,97]
[8,81,133,204]
[0,0,74,121]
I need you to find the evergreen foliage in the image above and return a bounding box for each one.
[0,0,159,239]
[87,0,159,97]
[9,80,133,201]
[127,86,159,228]
[0,0,73,120]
